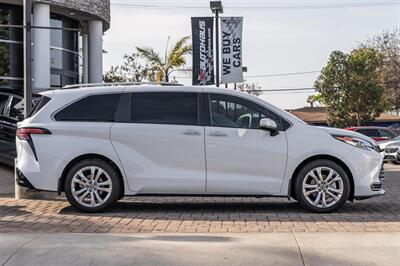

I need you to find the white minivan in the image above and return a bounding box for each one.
[16,84,385,213]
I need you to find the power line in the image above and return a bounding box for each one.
[111,1,398,10]
[174,70,321,79]
[246,70,320,78]
[248,87,316,92]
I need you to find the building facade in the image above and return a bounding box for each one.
[288,106,400,127]
[0,0,110,92]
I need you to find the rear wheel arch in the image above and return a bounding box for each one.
[58,153,125,199]
[289,154,354,201]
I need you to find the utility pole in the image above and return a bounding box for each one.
[210,1,223,87]
[23,0,32,117]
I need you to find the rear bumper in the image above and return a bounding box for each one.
[15,168,35,189]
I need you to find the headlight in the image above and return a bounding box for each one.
[332,135,376,151]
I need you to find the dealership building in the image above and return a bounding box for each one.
[0,0,110,92]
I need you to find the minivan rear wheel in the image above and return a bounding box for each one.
[294,159,350,213]
[64,159,121,212]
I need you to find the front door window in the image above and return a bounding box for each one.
[209,93,282,130]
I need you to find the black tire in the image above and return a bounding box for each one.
[64,159,121,213]
[391,160,400,165]
[294,159,351,213]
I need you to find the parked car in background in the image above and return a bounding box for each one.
[379,136,400,164]
[16,85,385,213]
[388,123,400,135]
[0,89,39,166]
[345,126,399,142]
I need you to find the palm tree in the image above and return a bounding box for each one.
[136,36,192,82]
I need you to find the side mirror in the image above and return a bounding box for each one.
[260,118,279,136]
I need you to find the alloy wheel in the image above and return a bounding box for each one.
[71,166,113,208]
[302,166,344,209]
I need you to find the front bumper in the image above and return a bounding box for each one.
[344,148,385,199]
[383,152,400,162]
[354,163,385,200]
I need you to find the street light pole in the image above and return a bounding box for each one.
[210,1,223,87]
[215,9,220,87]
[23,0,32,117]
[17,0,33,200]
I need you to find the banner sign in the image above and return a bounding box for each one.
[221,17,243,84]
[191,17,215,85]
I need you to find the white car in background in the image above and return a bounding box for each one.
[16,84,385,213]
[379,137,400,164]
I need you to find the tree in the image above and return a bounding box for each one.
[361,29,400,114]
[103,53,155,83]
[236,82,263,96]
[136,36,192,82]
[307,94,322,107]
[314,48,385,127]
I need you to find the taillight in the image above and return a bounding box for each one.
[16,128,51,141]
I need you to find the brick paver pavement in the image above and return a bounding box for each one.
[0,164,399,233]
[0,165,14,196]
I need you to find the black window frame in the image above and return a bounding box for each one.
[53,93,122,123]
[128,91,201,126]
[205,93,291,131]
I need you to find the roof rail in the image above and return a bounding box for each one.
[62,82,184,89]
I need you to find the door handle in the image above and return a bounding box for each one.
[208,131,228,137]
[182,129,201,136]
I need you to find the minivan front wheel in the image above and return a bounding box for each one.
[294,160,350,213]
[64,159,121,212]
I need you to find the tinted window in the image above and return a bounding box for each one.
[357,128,379,138]
[28,96,51,118]
[0,94,8,116]
[131,92,198,125]
[209,94,284,130]
[379,129,395,139]
[55,94,121,122]
[8,96,24,121]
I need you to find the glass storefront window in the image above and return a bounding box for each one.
[1,4,80,91]
[0,4,23,90]
[50,14,79,88]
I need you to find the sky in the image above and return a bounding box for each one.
[103,0,400,109]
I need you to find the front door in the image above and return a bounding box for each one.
[205,93,288,195]
[111,92,206,194]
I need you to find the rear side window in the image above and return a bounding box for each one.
[131,92,198,125]
[55,94,121,122]
[28,96,51,118]
[357,128,379,138]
